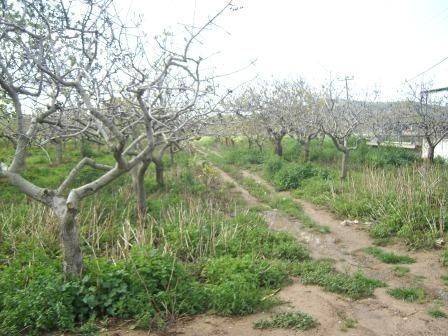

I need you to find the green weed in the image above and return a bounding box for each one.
[428,308,447,318]
[387,287,426,303]
[392,266,410,277]
[291,260,385,299]
[340,317,357,332]
[365,247,415,264]
[253,311,317,331]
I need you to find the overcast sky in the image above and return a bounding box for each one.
[120,0,448,101]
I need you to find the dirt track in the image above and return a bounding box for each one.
[104,157,448,336]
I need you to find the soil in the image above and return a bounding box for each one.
[104,155,448,336]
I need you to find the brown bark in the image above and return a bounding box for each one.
[274,137,283,156]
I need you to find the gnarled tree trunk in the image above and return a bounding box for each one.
[53,197,83,275]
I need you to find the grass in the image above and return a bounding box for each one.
[197,149,330,234]
[291,260,385,300]
[428,308,447,318]
[392,266,410,277]
[387,287,426,303]
[5,134,444,334]
[0,140,384,335]
[270,196,330,233]
[204,137,448,249]
[1,144,317,334]
[253,311,317,331]
[364,247,415,264]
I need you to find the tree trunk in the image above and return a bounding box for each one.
[274,137,283,156]
[427,145,435,163]
[169,146,174,165]
[55,199,83,275]
[247,137,253,149]
[131,161,150,220]
[303,140,310,162]
[255,139,263,152]
[341,150,349,180]
[155,160,164,187]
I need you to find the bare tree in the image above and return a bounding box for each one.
[0,0,231,274]
[285,80,322,161]
[231,82,290,156]
[321,79,373,180]
[405,83,448,162]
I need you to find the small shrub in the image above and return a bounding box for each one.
[223,148,264,166]
[0,252,76,336]
[202,255,288,316]
[0,247,209,335]
[205,276,267,316]
[364,247,415,264]
[253,311,317,331]
[219,212,310,262]
[273,163,327,190]
[202,255,289,289]
[293,176,334,205]
[387,287,426,303]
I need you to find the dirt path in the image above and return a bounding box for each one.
[203,145,448,297]
[154,162,448,336]
[105,154,448,336]
[241,169,448,301]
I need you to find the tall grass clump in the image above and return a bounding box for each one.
[334,166,447,248]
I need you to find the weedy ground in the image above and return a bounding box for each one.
[2,137,448,336]
[199,136,448,250]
